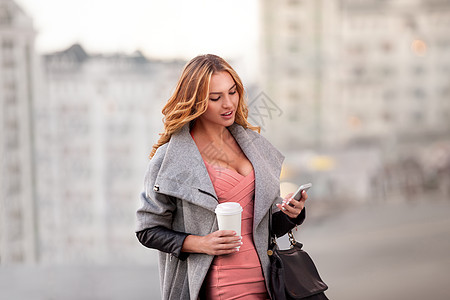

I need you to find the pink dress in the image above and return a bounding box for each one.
[202,160,269,300]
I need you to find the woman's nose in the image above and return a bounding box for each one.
[222,95,233,108]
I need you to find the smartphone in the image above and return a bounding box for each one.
[291,183,312,201]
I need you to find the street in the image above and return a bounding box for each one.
[1,198,449,300]
[292,198,450,300]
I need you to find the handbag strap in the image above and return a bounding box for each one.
[268,206,276,256]
[268,205,298,250]
[268,205,276,245]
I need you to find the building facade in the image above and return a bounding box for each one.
[260,0,450,151]
[37,44,185,263]
[0,0,38,263]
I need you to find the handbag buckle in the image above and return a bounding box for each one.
[288,231,297,247]
[268,236,277,256]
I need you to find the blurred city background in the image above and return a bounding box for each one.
[1,0,450,299]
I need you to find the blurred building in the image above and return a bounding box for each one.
[0,0,38,263]
[259,0,328,149]
[260,0,450,151]
[36,44,185,263]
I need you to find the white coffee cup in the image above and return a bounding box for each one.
[215,202,243,236]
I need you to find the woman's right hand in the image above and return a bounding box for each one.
[182,230,242,256]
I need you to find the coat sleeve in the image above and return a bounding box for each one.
[135,154,190,260]
[136,225,189,260]
[135,187,176,232]
[271,207,306,238]
[135,145,178,231]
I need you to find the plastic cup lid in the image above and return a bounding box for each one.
[215,202,243,215]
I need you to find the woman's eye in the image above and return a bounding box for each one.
[229,90,237,95]
[210,96,220,101]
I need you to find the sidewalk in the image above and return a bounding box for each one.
[2,198,449,300]
[0,264,161,300]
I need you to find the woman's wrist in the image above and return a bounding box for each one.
[181,234,204,254]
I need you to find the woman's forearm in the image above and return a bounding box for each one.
[182,231,241,256]
[181,234,204,253]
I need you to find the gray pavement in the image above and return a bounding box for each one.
[0,264,160,300]
[293,198,450,300]
[1,198,449,300]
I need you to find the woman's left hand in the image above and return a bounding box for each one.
[276,191,307,219]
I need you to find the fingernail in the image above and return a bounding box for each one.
[235,248,240,252]
[282,207,286,211]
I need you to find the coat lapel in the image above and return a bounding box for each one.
[154,123,285,226]
[228,124,285,229]
[154,124,218,212]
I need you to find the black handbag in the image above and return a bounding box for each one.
[268,209,329,300]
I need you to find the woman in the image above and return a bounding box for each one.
[135,54,307,300]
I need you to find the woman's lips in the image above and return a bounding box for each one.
[221,111,234,119]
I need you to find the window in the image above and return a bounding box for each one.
[382,111,392,122]
[440,86,450,98]
[352,66,366,78]
[287,0,301,7]
[288,90,301,103]
[381,67,395,77]
[288,19,301,33]
[412,88,426,99]
[383,89,396,101]
[347,44,365,56]
[412,65,425,76]
[381,41,393,53]
[0,6,13,26]
[411,111,424,122]
[288,39,301,54]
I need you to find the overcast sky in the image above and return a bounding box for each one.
[15,0,259,62]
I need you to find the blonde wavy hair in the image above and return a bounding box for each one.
[149,54,260,159]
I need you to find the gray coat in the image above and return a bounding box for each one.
[136,123,286,300]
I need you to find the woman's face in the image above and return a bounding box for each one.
[197,71,239,128]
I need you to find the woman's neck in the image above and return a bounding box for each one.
[191,121,231,146]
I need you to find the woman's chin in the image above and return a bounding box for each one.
[212,117,235,127]
[223,118,235,126]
